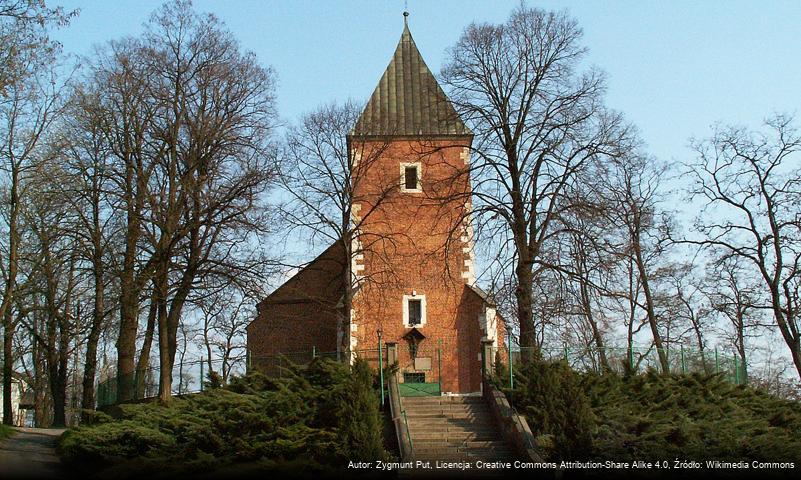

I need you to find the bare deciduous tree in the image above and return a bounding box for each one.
[687,114,801,379]
[72,0,277,402]
[1,40,67,425]
[278,101,397,357]
[704,255,765,382]
[441,6,631,358]
[599,154,673,372]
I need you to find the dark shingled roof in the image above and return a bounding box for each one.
[352,20,470,137]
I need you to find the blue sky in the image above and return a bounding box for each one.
[52,0,801,167]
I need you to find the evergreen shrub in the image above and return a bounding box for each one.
[58,358,388,476]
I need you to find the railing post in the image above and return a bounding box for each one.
[481,340,494,380]
[386,342,399,390]
[386,342,398,367]
[437,340,443,396]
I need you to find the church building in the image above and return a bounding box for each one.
[247,16,504,394]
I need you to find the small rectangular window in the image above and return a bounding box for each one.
[404,372,426,384]
[404,166,418,190]
[408,299,422,325]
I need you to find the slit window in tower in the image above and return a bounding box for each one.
[404,165,418,190]
[408,299,422,326]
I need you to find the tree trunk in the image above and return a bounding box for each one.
[771,301,801,379]
[81,267,105,418]
[117,273,139,401]
[1,171,19,426]
[48,349,67,427]
[134,292,158,399]
[117,157,147,402]
[158,270,197,401]
[632,229,669,373]
[340,231,353,361]
[579,276,610,373]
[689,316,708,374]
[515,257,538,361]
[736,309,748,383]
[2,311,14,425]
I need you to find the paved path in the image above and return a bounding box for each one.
[0,427,66,479]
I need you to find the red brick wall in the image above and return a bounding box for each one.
[350,137,501,393]
[247,137,507,392]
[246,244,345,369]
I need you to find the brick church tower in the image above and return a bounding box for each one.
[247,16,503,394]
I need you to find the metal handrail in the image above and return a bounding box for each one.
[402,409,413,454]
[388,370,414,459]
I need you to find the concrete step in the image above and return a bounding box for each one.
[399,394,520,468]
[409,422,498,432]
[404,400,488,408]
[412,440,509,449]
[403,396,485,404]
[404,406,491,415]
[411,452,519,462]
[398,465,515,479]
[411,453,517,462]
[409,431,502,442]
[406,410,495,425]
[404,411,493,421]
[409,426,498,438]
[405,410,492,419]
[406,417,496,425]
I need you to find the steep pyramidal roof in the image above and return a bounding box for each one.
[352,18,469,137]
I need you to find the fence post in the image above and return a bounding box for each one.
[377,331,385,407]
[628,347,634,374]
[480,341,486,383]
[481,340,495,381]
[654,348,659,371]
[437,339,443,396]
[715,347,719,374]
[507,327,514,390]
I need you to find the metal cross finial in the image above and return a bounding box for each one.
[403,0,409,25]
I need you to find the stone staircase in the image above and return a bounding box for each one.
[403,396,518,463]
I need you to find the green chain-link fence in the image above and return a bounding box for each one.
[97,347,389,408]
[96,354,248,407]
[494,338,748,391]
